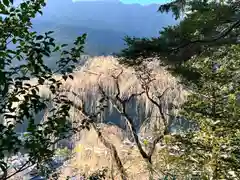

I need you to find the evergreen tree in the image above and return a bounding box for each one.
[172,45,240,179]
[119,0,240,82]
[119,0,240,179]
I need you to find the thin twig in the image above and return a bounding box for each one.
[69,95,128,180]
[3,161,33,180]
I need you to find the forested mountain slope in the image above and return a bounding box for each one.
[31,0,176,56]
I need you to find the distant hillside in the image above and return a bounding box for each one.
[31,0,176,57]
[32,20,126,56]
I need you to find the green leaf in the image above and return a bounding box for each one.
[38,10,43,15]
[61,44,68,47]
[46,31,54,35]
[53,46,60,52]
[12,38,17,44]
[3,0,10,7]
[20,2,27,9]
[163,175,168,180]
[0,3,6,11]
[36,35,44,40]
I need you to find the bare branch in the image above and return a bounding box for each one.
[125,91,145,103]
[147,134,163,159]
[2,161,33,180]
[68,68,175,178]
[102,72,155,164]
[144,86,170,131]
[111,69,124,103]
[137,65,171,134]
[0,162,7,180]
[70,66,174,177]
[91,122,127,180]
[111,68,124,80]
[70,92,128,180]
[102,74,149,157]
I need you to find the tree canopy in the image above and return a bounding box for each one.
[120,0,240,179]
[0,0,87,178]
[0,0,240,179]
[170,45,240,179]
[119,0,240,83]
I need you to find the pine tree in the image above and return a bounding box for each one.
[119,0,240,82]
[173,45,240,179]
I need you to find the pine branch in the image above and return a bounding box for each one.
[172,19,240,52]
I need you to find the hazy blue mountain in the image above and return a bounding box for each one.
[31,0,176,56]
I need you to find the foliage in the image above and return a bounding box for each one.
[119,0,240,179]
[65,168,108,180]
[88,168,108,180]
[119,0,240,82]
[1,0,238,179]
[171,45,240,179]
[0,0,87,179]
[147,45,240,180]
[55,147,71,159]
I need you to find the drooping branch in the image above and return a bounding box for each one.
[97,68,171,166]
[91,122,127,180]
[136,65,171,134]
[70,94,128,180]
[2,161,33,180]
[98,73,150,163]
[140,76,171,134]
